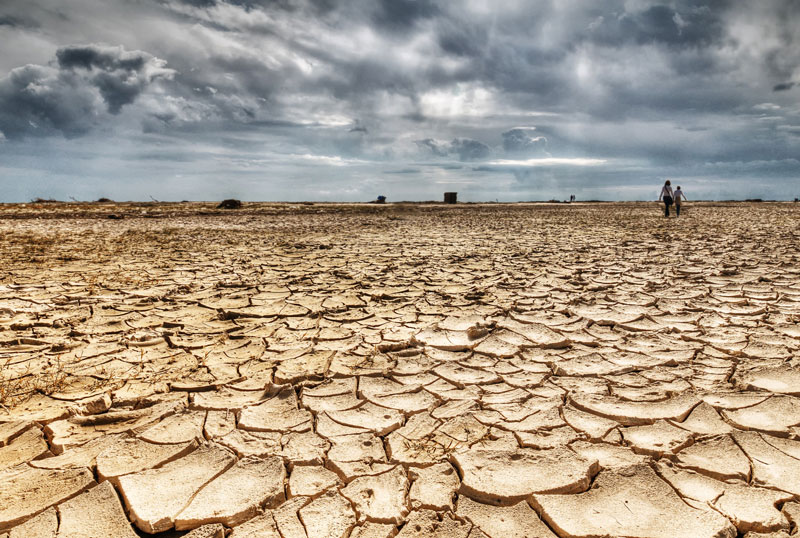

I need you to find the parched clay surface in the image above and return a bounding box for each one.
[1,201,800,537]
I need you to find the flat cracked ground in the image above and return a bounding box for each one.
[1,201,800,538]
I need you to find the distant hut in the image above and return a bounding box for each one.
[444,192,457,204]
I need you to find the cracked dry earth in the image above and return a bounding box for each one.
[1,201,800,538]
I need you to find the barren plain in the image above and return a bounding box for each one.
[1,201,800,538]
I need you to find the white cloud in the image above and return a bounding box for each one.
[291,154,371,166]
[753,103,780,111]
[486,157,607,167]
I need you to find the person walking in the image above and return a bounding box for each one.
[658,180,674,217]
[674,186,687,216]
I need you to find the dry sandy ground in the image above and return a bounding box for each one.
[1,201,800,538]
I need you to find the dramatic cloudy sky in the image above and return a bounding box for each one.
[1,0,798,201]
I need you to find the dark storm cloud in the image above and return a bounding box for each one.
[450,138,491,161]
[502,129,548,155]
[175,0,215,6]
[384,168,419,174]
[127,0,800,127]
[1,0,799,200]
[172,0,337,11]
[436,18,488,58]
[0,10,40,29]
[59,45,171,114]
[0,44,174,138]
[773,82,795,91]
[415,139,448,157]
[370,0,438,30]
[587,3,727,47]
[0,15,23,27]
[0,64,99,138]
[57,45,148,72]
[416,138,491,161]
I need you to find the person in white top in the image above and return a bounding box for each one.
[673,186,687,217]
[658,180,674,217]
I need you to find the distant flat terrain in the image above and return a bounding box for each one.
[1,201,799,537]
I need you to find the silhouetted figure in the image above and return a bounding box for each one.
[658,180,674,217]
[674,186,687,217]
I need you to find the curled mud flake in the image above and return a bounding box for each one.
[657,463,793,534]
[0,422,35,447]
[326,403,404,436]
[563,404,619,439]
[621,420,695,457]
[675,434,751,481]
[733,431,800,496]
[433,363,501,387]
[4,507,57,538]
[56,481,139,538]
[0,467,96,532]
[452,448,598,505]
[0,427,50,470]
[737,366,800,395]
[175,456,286,529]
[532,464,736,538]
[238,388,313,433]
[456,496,557,538]
[96,437,197,484]
[671,401,734,436]
[569,392,701,426]
[723,396,800,435]
[116,444,235,533]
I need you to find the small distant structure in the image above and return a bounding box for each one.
[217,199,242,209]
[444,192,457,204]
[374,195,387,204]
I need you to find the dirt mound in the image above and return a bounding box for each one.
[217,199,242,209]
